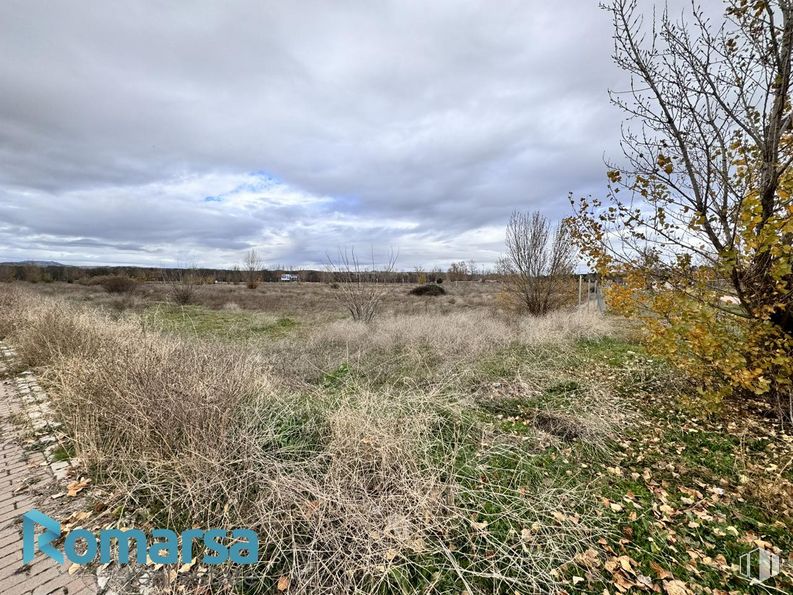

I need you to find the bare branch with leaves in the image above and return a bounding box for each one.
[571,0,793,415]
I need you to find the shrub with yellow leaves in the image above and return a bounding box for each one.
[572,0,793,418]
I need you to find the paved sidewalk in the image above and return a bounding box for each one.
[0,375,96,595]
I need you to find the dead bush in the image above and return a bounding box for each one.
[164,268,199,305]
[87,274,137,294]
[327,248,397,322]
[498,211,576,315]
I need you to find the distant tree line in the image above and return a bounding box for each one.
[0,262,499,285]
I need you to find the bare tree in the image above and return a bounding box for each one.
[327,248,398,322]
[467,259,479,280]
[447,261,469,283]
[243,249,262,289]
[499,211,576,315]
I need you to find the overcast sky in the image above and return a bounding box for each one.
[0,0,711,269]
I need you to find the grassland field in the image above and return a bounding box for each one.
[0,280,790,594]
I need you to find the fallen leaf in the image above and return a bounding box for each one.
[617,555,635,574]
[613,571,636,591]
[663,579,692,595]
[277,575,290,591]
[574,548,600,570]
[650,561,673,580]
[66,479,90,497]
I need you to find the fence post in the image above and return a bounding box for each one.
[594,278,599,313]
[586,277,591,309]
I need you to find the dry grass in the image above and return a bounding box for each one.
[256,308,613,390]
[12,280,505,320]
[0,284,626,593]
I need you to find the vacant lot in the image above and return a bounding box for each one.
[0,281,790,594]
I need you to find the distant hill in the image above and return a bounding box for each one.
[0,260,68,267]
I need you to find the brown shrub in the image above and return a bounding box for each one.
[87,275,137,294]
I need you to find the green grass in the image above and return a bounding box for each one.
[575,336,644,366]
[51,442,75,462]
[463,335,793,592]
[143,304,299,341]
[320,362,350,389]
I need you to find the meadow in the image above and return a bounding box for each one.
[0,280,790,594]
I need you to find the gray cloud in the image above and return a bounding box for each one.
[0,0,636,268]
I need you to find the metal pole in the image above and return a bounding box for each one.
[594,278,599,313]
[578,274,583,306]
[586,275,592,310]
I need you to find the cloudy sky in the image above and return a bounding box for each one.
[0,0,665,269]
